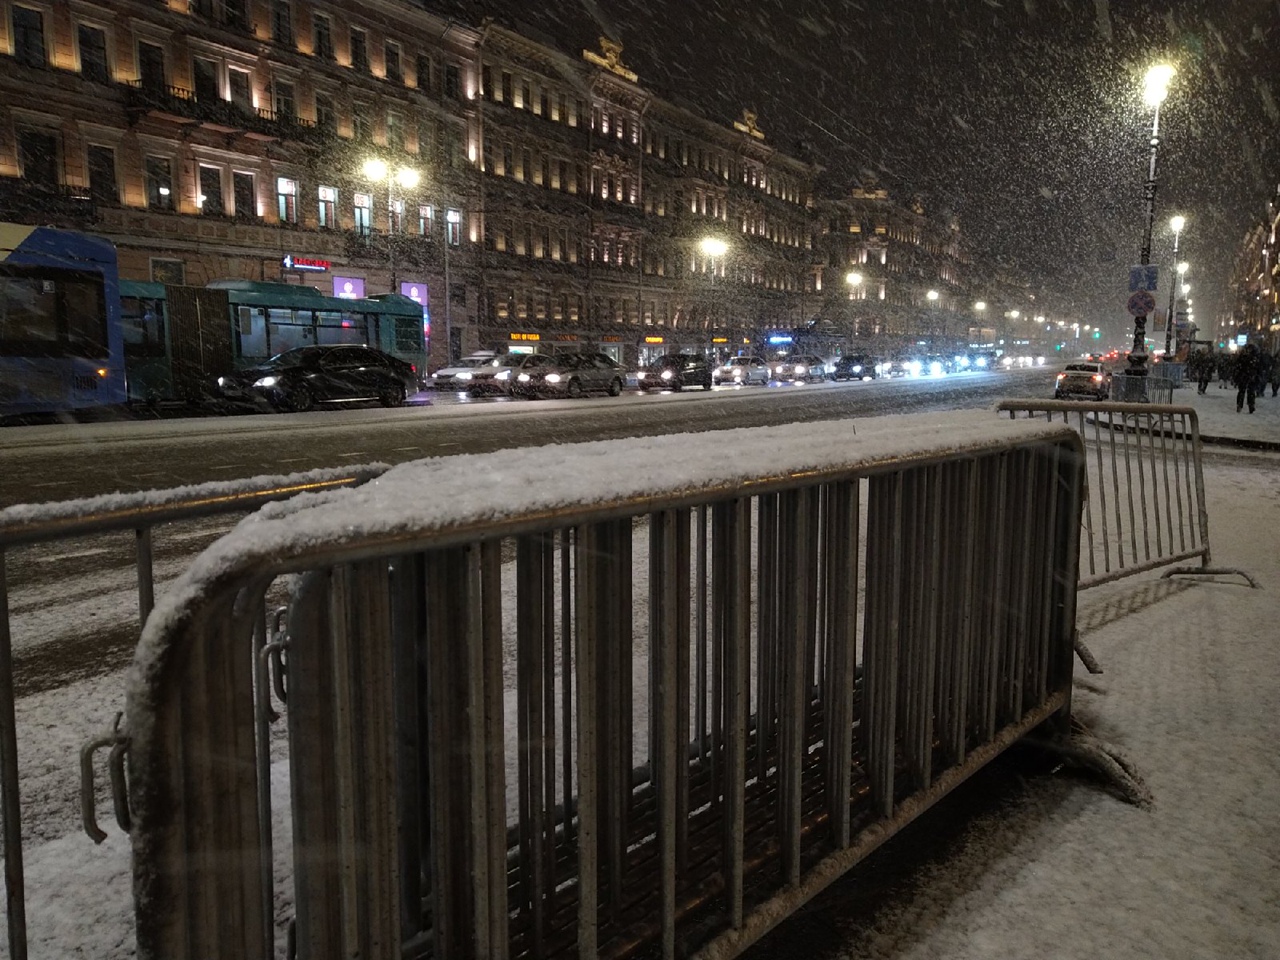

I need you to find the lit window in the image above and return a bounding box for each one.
[418,204,433,236]
[318,185,337,228]
[276,177,297,223]
[354,192,372,235]
[445,208,461,246]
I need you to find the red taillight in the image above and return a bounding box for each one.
[1056,373,1065,380]
[411,363,417,374]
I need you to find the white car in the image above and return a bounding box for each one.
[430,352,498,390]
[712,356,770,385]
[771,355,829,383]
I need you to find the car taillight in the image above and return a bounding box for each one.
[411,363,417,374]
[1056,373,1065,380]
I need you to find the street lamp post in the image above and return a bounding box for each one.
[1129,63,1176,377]
[1164,215,1186,357]
[846,271,864,338]
[361,158,420,290]
[926,289,940,347]
[700,237,728,340]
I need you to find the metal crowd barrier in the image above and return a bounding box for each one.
[125,421,1084,960]
[995,400,1257,590]
[1110,372,1174,404]
[0,463,386,960]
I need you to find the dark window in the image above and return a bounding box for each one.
[12,6,45,68]
[145,156,172,209]
[137,42,165,90]
[223,0,248,28]
[416,54,431,93]
[521,80,531,109]
[233,171,256,219]
[150,259,185,284]
[353,105,370,141]
[86,144,118,204]
[78,25,109,82]
[271,0,293,46]
[313,14,333,59]
[444,63,460,99]
[384,43,402,83]
[274,80,296,120]
[16,129,57,190]
[0,266,107,358]
[315,92,335,131]
[198,165,224,215]
[386,111,404,150]
[501,71,512,103]
[351,29,369,73]
[228,68,252,111]
[481,65,492,100]
[192,56,219,102]
[120,297,167,358]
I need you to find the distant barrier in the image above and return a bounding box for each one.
[0,464,386,960]
[124,419,1084,960]
[1110,372,1174,404]
[996,400,1257,590]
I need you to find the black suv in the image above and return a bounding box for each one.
[636,354,713,391]
[832,355,880,381]
[214,344,418,412]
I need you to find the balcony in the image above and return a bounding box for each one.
[0,177,95,227]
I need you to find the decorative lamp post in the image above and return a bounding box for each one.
[700,237,728,335]
[846,271,864,337]
[1163,215,1186,357]
[926,289,940,346]
[361,158,421,290]
[1128,63,1176,377]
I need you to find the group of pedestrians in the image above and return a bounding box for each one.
[1189,344,1279,412]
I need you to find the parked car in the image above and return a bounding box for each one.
[213,344,418,412]
[429,352,498,390]
[636,354,714,391]
[1054,361,1112,400]
[771,354,829,383]
[712,355,770,385]
[513,352,626,399]
[831,355,880,381]
[456,355,525,397]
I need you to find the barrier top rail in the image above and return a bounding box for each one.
[0,463,389,549]
[995,399,1198,419]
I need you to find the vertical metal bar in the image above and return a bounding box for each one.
[1178,416,1201,553]
[1170,414,1188,553]
[826,481,858,848]
[574,525,599,960]
[389,554,426,944]
[479,542,509,960]
[0,549,27,960]
[1115,412,1136,567]
[652,511,680,960]
[542,536,558,925]
[1157,416,1177,553]
[1188,414,1213,565]
[250,605,274,958]
[696,505,709,760]
[1134,413,1153,561]
[1088,411,1108,575]
[755,495,776,782]
[561,529,574,845]
[515,539,538,926]
[136,526,156,624]
[779,489,807,888]
[1145,412,1164,558]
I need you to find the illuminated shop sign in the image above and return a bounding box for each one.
[644,336,665,344]
[283,254,331,272]
[510,332,541,341]
[711,337,729,343]
[600,335,623,343]
[333,276,365,299]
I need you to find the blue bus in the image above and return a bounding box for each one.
[119,279,428,404]
[0,223,126,417]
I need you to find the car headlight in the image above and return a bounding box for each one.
[930,361,944,376]
[976,357,988,368]
[733,373,742,382]
[545,373,562,383]
[496,369,511,381]
[637,372,647,380]
[908,361,923,375]
[456,370,473,380]
[795,365,806,374]
[660,369,674,380]
[217,376,226,387]
[253,375,278,388]
[851,365,862,373]
[517,373,531,382]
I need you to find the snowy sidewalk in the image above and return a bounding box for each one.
[1175,377,1280,449]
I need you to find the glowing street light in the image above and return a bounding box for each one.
[700,237,728,258]
[362,157,389,181]
[974,301,986,311]
[1129,63,1176,376]
[845,271,863,287]
[926,289,939,301]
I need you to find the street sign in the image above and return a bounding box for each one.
[1126,290,1156,317]
[1128,264,1158,292]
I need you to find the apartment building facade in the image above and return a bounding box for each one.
[0,0,836,367]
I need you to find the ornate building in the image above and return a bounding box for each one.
[0,0,822,367]
[1227,183,1279,351]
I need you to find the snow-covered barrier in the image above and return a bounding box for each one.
[125,411,1085,960]
[994,400,1256,589]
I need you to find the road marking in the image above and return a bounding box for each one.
[392,446,420,452]
[29,481,71,488]
[335,452,367,458]
[277,457,308,463]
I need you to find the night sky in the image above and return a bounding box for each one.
[427,0,1279,341]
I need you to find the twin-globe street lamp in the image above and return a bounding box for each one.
[1129,63,1176,377]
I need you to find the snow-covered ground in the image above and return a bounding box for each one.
[2,404,1277,959]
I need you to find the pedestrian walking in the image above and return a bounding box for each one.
[1256,350,1274,400]
[1192,348,1214,394]
[1269,353,1280,398]
[1218,352,1234,389]
[1233,343,1261,414]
